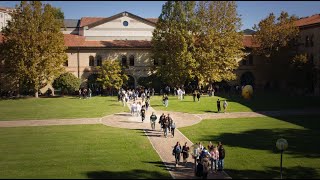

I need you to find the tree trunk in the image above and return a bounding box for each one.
[35,91,39,98]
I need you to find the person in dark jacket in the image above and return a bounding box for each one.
[197,91,201,102]
[217,141,225,171]
[217,99,221,113]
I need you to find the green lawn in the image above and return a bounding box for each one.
[179,115,320,179]
[0,124,171,179]
[0,96,128,121]
[150,93,320,114]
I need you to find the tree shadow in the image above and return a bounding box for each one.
[226,166,319,179]
[201,127,320,158]
[85,169,170,179]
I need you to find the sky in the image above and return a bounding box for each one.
[0,1,320,30]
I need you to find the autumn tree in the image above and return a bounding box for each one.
[97,59,128,94]
[194,1,244,88]
[252,11,300,88]
[151,1,197,87]
[1,1,67,98]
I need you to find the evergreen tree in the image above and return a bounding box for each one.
[1,1,67,98]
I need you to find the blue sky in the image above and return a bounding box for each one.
[1,1,319,30]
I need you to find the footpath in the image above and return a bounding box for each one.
[1,100,320,179]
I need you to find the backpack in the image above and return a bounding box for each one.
[202,158,210,173]
[175,145,181,153]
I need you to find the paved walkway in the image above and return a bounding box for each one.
[1,101,320,179]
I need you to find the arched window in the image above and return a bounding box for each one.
[96,55,102,66]
[89,56,94,66]
[122,55,127,67]
[129,55,134,66]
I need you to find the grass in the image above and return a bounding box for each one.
[0,96,128,121]
[150,93,320,114]
[179,115,320,179]
[0,124,171,179]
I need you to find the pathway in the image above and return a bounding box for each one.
[1,101,320,179]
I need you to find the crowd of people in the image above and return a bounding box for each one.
[78,88,92,99]
[172,141,226,179]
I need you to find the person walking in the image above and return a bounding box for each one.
[197,91,201,102]
[217,142,225,171]
[167,114,172,133]
[217,99,221,113]
[78,88,82,99]
[193,90,196,102]
[163,117,169,138]
[202,155,210,179]
[141,105,146,122]
[164,94,169,107]
[88,88,92,98]
[173,142,182,167]
[223,100,228,113]
[150,112,157,130]
[159,113,165,131]
[182,142,190,165]
[171,122,176,138]
[145,98,150,111]
[210,146,219,173]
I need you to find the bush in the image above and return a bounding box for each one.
[53,72,81,95]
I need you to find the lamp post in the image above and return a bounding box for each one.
[190,144,199,176]
[276,138,288,179]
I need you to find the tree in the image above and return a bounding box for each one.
[1,1,67,98]
[194,1,244,88]
[252,11,301,89]
[52,72,81,96]
[151,1,197,87]
[52,7,64,19]
[97,59,128,93]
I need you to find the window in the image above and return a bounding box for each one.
[248,54,253,65]
[123,21,128,27]
[63,60,68,67]
[89,55,94,66]
[305,36,309,47]
[96,55,102,66]
[121,55,128,67]
[129,55,134,66]
[154,59,159,66]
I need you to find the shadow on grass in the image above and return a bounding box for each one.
[226,166,319,179]
[85,169,170,179]
[201,125,320,158]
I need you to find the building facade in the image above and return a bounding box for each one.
[1,9,319,95]
[0,6,13,31]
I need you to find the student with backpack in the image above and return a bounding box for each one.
[173,142,182,167]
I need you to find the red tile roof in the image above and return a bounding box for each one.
[64,34,256,48]
[80,17,105,27]
[294,14,320,27]
[243,35,259,48]
[146,18,158,23]
[63,34,151,48]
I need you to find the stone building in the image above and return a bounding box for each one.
[0,6,14,31]
[1,10,319,95]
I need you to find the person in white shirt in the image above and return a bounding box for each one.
[131,102,137,116]
[223,100,228,113]
[136,102,141,117]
